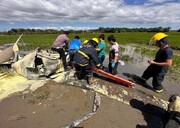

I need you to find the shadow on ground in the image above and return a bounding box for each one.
[130,99,169,128]
[122,73,154,91]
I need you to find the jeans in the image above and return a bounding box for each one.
[69,49,78,68]
[108,62,119,75]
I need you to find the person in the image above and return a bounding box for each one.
[165,94,180,128]
[51,31,69,71]
[96,34,106,68]
[73,38,101,85]
[68,35,82,69]
[141,32,173,93]
[83,39,89,45]
[108,35,120,75]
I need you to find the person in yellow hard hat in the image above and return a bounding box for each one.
[141,32,173,93]
[83,39,89,45]
[73,38,101,85]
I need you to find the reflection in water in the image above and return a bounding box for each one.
[121,45,152,67]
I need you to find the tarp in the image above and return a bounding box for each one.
[12,48,63,79]
[0,34,22,64]
[0,47,14,64]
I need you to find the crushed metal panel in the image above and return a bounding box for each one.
[0,47,14,64]
[12,48,61,79]
[12,50,37,79]
[0,34,23,64]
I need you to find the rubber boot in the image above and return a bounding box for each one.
[87,74,93,85]
[74,71,81,80]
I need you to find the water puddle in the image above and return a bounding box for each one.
[121,45,152,67]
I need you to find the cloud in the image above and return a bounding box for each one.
[0,0,180,29]
[148,0,176,3]
[31,26,97,30]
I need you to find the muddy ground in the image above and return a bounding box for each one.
[0,56,179,128]
[0,80,163,128]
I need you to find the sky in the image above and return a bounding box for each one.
[0,0,180,31]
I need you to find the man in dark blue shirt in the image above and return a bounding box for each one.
[141,33,173,93]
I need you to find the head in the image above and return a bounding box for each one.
[108,35,116,45]
[92,38,98,44]
[74,35,80,39]
[88,38,98,48]
[64,31,69,35]
[168,94,180,113]
[99,34,105,41]
[150,33,169,47]
[83,39,89,45]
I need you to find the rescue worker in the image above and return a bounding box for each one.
[108,35,120,75]
[68,35,82,69]
[96,34,106,68]
[165,94,180,128]
[141,33,173,93]
[73,38,101,85]
[51,31,69,71]
[83,39,89,45]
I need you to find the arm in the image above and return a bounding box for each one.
[88,48,100,66]
[64,36,70,50]
[96,42,104,52]
[113,44,119,63]
[149,48,173,67]
[95,48,101,51]
[114,56,118,63]
[149,59,173,66]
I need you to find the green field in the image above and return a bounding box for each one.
[0,32,180,49]
[0,32,180,76]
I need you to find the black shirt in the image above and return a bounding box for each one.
[155,46,173,63]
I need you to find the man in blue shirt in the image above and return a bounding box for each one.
[68,35,82,69]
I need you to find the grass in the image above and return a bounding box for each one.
[0,32,180,49]
[0,32,179,75]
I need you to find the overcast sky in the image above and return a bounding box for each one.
[0,0,180,31]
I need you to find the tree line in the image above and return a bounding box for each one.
[0,26,179,35]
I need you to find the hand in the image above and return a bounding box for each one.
[148,60,155,65]
[111,61,115,68]
[96,65,101,69]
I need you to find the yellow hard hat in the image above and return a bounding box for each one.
[83,39,89,44]
[92,38,98,44]
[150,33,168,43]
